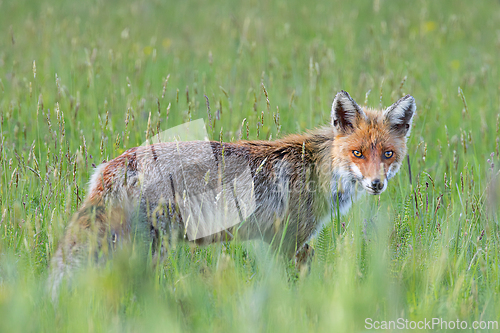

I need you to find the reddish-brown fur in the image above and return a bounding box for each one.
[49,90,415,299]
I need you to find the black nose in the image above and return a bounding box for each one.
[371,179,383,191]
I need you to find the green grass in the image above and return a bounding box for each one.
[1,0,500,331]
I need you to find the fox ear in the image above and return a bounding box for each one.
[384,95,416,137]
[331,90,366,133]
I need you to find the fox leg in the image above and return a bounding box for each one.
[263,212,317,272]
[294,243,315,271]
[147,198,186,267]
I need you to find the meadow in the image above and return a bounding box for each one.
[0,0,499,331]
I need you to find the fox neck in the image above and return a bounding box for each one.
[307,128,359,214]
[238,128,358,216]
[278,128,358,215]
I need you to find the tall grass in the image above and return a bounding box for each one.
[0,0,499,331]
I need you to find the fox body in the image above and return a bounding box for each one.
[51,91,415,293]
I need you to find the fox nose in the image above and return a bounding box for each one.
[371,179,384,191]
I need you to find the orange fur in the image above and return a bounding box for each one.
[49,90,416,298]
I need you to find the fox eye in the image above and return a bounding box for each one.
[384,151,394,159]
[352,150,363,158]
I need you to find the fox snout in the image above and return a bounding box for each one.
[370,179,384,192]
[353,161,389,195]
[362,177,387,195]
[349,161,390,195]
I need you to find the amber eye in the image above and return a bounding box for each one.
[352,150,363,158]
[384,151,394,159]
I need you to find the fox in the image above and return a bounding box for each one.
[50,90,415,296]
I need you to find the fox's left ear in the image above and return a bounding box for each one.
[384,95,416,137]
[331,90,366,134]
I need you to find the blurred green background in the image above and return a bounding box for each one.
[0,0,499,331]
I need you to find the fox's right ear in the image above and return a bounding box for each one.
[383,95,416,137]
[331,90,366,133]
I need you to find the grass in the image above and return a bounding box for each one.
[1,0,499,331]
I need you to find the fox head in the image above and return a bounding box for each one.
[330,90,416,195]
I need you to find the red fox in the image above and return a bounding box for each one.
[50,90,415,294]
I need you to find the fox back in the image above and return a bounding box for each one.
[50,90,415,297]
